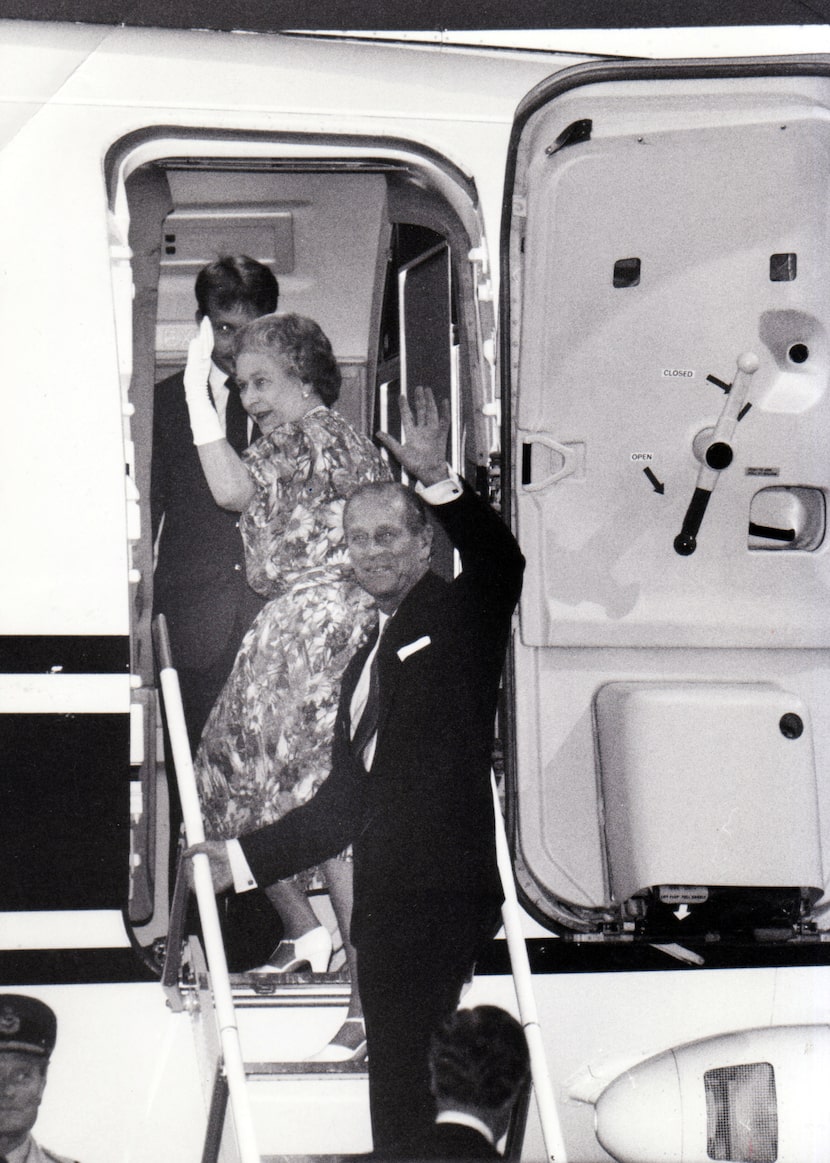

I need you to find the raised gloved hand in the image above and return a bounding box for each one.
[183,316,223,446]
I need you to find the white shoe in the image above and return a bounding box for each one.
[309,1018,368,1063]
[250,926,333,974]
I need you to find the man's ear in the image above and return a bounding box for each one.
[421,524,434,558]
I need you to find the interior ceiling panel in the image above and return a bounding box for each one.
[0,1,824,31]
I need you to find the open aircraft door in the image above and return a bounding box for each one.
[503,57,830,948]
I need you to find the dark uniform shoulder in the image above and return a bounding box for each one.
[155,366,185,390]
[154,367,186,408]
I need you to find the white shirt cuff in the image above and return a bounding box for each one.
[435,1111,496,1145]
[416,467,463,505]
[227,839,257,893]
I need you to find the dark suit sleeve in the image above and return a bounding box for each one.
[239,709,362,887]
[151,372,181,543]
[432,481,525,615]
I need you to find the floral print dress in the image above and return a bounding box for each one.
[194,406,390,882]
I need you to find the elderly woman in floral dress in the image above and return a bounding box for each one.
[184,311,390,1061]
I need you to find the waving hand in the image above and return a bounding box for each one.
[376,386,451,488]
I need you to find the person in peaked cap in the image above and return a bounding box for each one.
[0,995,80,1163]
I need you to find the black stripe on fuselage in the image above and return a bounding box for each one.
[476,938,830,974]
[0,636,130,674]
[0,948,159,986]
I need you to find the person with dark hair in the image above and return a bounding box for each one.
[425,1006,530,1160]
[189,387,525,1154]
[186,310,390,1057]
[193,255,281,329]
[0,994,81,1163]
[152,255,279,748]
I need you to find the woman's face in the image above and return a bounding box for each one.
[235,348,317,435]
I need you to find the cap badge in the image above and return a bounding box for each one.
[0,1006,22,1036]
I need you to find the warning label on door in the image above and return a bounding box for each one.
[658,886,710,904]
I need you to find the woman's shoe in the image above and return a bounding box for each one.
[250,925,333,974]
[309,1018,368,1063]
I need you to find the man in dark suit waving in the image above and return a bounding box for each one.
[192,386,525,1158]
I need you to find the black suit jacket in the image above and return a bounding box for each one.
[151,369,264,672]
[421,1120,501,1160]
[241,483,525,947]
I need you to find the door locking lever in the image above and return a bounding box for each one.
[674,352,759,556]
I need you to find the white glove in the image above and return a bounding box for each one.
[183,316,224,446]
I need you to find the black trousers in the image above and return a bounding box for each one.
[357,893,501,1159]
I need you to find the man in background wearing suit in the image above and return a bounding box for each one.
[151,255,279,748]
[424,1006,530,1161]
[191,387,525,1157]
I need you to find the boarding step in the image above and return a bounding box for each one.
[193,970,372,1158]
[226,968,352,997]
[243,1056,371,1154]
[189,969,353,1007]
[239,1057,371,1156]
[260,1156,370,1162]
[206,1060,371,1161]
[199,978,361,1061]
[246,1062,367,1077]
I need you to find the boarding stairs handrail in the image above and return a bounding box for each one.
[491,773,569,1163]
[154,614,261,1163]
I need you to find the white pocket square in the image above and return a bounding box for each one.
[397,635,431,662]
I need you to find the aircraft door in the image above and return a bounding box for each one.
[504,62,830,941]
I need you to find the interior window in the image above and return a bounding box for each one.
[376,224,458,578]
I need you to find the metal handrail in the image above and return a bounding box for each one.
[154,615,261,1163]
[491,772,569,1163]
